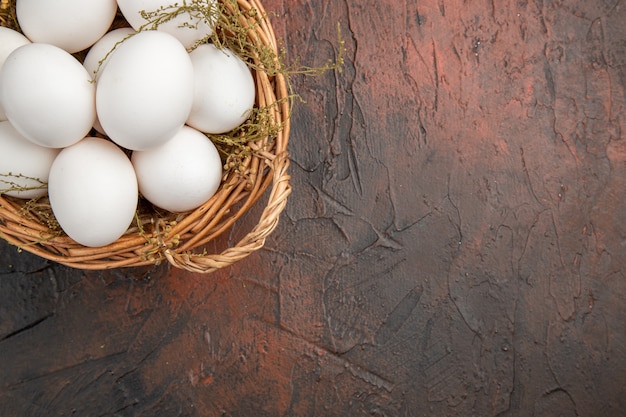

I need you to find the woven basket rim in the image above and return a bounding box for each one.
[0,0,291,273]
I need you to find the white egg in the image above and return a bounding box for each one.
[117,0,218,49]
[131,126,222,213]
[0,43,96,148]
[0,121,60,199]
[0,27,31,122]
[186,44,256,134]
[83,27,136,82]
[96,30,194,151]
[16,0,118,53]
[48,137,138,247]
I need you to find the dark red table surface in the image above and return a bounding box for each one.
[2,1,626,416]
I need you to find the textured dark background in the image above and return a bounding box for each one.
[2,0,626,415]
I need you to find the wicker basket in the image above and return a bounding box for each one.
[0,0,291,273]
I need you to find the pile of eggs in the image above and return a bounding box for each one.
[0,0,257,247]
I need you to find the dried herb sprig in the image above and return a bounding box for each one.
[138,0,219,49]
[18,196,61,232]
[0,173,47,194]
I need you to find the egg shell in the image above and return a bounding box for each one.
[48,137,138,247]
[0,121,60,199]
[0,27,31,121]
[186,44,256,134]
[131,126,222,213]
[117,0,217,49]
[0,43,96,148]
[96,30,194,151]
[17,0,118,53]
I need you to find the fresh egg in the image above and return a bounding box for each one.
[186,44,256,134]
[16,0,118,53]
[117,0,218,49]
[83,27,136,134]
[48,137,138,247]
[131,126,222,213]
[0,43,96,148]
[0,121,60,199]
[0,27,31,121]
[96,30,194,151]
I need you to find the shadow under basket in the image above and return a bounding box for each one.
[0,0,291,274]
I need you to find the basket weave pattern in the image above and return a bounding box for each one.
[0,0,291,273]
